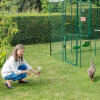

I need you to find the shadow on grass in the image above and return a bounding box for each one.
[94,75,100,82]
[13,78,58,88]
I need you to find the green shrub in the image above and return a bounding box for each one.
[41,0,49,13]
[0,15,18,67]
[0,46,6,67]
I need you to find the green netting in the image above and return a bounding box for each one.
[49,0,98,67]
[95,4,100,55]
[77,2,92,67]
[49,0,64,61]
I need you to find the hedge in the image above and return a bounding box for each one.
[2,10,98,46]
[10,14,50,45]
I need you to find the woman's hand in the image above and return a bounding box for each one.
[34,71,40,75]
[31,69,40,75]
[27,71,31,75]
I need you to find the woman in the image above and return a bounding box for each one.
[1,44,40,89]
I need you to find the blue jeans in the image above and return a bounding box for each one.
[4,64,27,81]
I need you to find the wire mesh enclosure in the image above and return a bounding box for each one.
[49,0,64,61]
[49,0,99,67]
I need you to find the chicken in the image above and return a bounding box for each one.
[88,59,96,82]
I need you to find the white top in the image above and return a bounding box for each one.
[1,56,32,78]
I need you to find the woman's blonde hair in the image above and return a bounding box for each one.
[10,44,25,61]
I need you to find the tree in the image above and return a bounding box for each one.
[0,0,19,67]
[17,0,42,12]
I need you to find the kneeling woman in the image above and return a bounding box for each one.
[1,44,40,89]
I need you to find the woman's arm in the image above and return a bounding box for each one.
[23,60,32,70]
[10,59,30,75]
[21,70,31,75]
[10,62,22,74]
[30,69,40,75]
[23,60,40,75]
[21,69,40,75]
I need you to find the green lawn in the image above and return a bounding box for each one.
[0,43,100,100]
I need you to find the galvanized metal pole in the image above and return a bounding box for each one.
[76,2,78,66]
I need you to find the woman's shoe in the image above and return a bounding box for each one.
[18,81,29,83]
[5,83,14,89]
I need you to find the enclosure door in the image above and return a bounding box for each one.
[78,2,92,67]
[64,34,77,66]
[49,1,65,61]
[64,2,77,66]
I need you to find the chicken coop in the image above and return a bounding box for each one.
[49,0,100,67]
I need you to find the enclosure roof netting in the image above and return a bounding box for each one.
[49,0,64,2]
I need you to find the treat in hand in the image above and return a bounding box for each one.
[37,66,42,73]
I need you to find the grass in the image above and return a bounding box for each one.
[0,42,100,100]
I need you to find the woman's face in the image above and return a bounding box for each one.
[17,49,24,58]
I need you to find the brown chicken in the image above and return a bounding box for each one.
[88,59,96,82]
